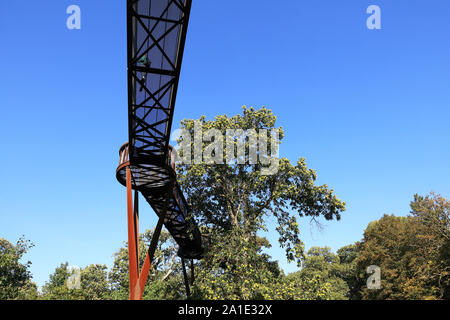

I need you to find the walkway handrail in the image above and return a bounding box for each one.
[118,142,176,172]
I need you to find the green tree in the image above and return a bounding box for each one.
[356,193,449,300]
[409,192,449,299]
[176,106,346,299]
[41,262,85,300]
[0,236,38,300]
[81,264,110,300]
[336,244,362,299]
[357,214,429,299]
[41,262,110,300]
[192,229,284,300]
[283,272,334,300]
[285,247,351,300]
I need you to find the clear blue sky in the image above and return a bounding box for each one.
[1,1,449,289]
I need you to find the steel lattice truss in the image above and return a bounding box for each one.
[144,184,202,258]
[127,0,192,161]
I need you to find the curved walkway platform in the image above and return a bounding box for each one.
[117,143,203,259]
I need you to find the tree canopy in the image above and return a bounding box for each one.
[1,192,448,300]
[177,106,346,265]
[0,237,37,300]
[355,193,449,300]
[174,106,346,299]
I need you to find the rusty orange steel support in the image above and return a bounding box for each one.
[126,167,141,300]
[126,167,168,300]
[137,212,165,299]
[126,167,138,299]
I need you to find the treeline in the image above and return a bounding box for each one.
[1,192,448,300]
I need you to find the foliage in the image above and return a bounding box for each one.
[191,229,283,300]
[336,244,362,299]
[81,264,110,299]
[177,106,346,267]
[0,236,37,300]
[356,193,449,300]
[409,193,449,299]
[40,262,85,300]
[285,247,352,300]
[176,106,345,299]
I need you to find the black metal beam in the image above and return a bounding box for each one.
[181,258,191,297]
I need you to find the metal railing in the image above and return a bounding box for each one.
[118,142,176,172]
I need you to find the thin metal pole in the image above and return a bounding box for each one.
[134,189,140,272]
[190,259,195,286]
[181,258,191,298]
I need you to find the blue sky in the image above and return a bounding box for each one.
[1,1,449,289]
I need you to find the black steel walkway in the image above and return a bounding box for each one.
[116,0,203,260]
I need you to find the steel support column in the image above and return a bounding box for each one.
[181,258,191,297]
[126,168,175,300]
[126,167,139,300]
